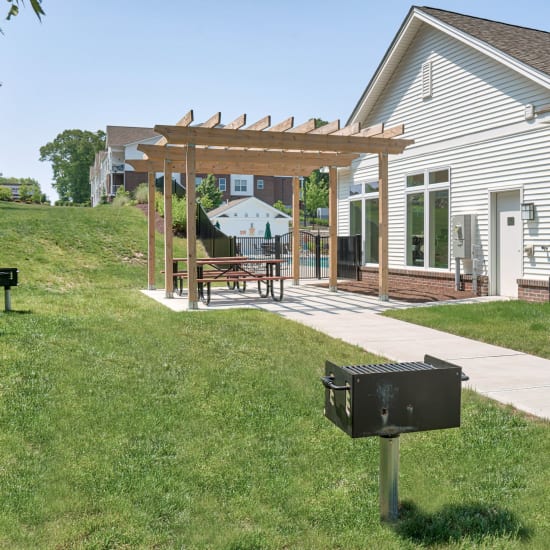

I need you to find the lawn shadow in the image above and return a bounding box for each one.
[1,310,33,315]
[394,501,531,546]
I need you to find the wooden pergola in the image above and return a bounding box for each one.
[127,110,413,309]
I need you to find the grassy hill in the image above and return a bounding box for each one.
[0,202,548,549]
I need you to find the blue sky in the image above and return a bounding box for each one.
[1,0,549,201]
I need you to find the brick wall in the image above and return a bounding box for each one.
[359,267,489,298]
[517,278,550,303]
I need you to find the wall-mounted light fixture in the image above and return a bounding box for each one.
[521,202,535,221]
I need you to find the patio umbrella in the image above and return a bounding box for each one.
[264,221,272,239]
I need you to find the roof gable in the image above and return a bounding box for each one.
[106,126,160,148]
[349,6,550,124]
[208,197,291,219]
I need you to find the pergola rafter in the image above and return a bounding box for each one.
[142,111,413,309]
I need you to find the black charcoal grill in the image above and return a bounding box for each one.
[0,268,18,311]
[321,355,467,521]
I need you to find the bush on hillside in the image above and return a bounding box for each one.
[112,187,131,208]
[172,196,187,235]
[134,183,149,204]
[0,186,12,201]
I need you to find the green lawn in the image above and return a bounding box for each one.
[1,202,549,549]
[383,299,550,359]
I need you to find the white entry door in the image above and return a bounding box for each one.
[496,190,522,297]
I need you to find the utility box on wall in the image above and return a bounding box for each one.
[452,215,476,259]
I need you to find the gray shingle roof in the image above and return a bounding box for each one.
[106,126,160,148]
[419,6,550,76]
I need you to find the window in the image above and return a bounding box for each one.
[195,176,203,186]
[218,177,226,191]
[365,199,379,264]
[257,179,264,190]
[405,168,449,268]
[349,181,379,264]
[235,179,246,192]
[349,183,362,197]
[231,175,253,195]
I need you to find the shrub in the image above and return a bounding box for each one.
[112,187,131,208]
[0,186,12,201]
[134,183,149,204]
[155,191,164,217]
[172,196,187,235]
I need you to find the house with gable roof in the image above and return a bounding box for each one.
[208,197,291,237]
[338,6,550,301]
[90,125,294,207]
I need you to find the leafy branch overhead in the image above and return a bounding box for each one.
[5,0,45,21]
[2,0,44,34]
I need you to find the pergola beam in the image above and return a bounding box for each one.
[154,124,413,154]
[310,119,340,134]
[138,144,359,165]
[127,158,332,176]
[246,115,271,131]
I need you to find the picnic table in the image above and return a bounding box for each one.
[171,256,290,304]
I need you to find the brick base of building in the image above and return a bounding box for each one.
[517,278,550,303]
[357,267,489,302]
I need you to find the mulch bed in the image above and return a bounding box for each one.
[135,204,165,234]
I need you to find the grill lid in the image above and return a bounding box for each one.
[341,362,436,375]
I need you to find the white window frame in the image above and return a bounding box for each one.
[404,167,450,269]
[231,174,253,196]
[218,177,226,192]
[348,181,379,265]
[257,179,264,190]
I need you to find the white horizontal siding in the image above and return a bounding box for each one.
[341,125,550,280]
[365,26,549,147]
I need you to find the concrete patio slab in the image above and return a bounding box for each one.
[141,284,550,420]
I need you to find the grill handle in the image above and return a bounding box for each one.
[320,375,349,391]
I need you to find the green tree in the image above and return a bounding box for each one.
[273,200,291,216]
[0,176,43,202]
[19,179,42,203]
[0,186,11,201]
[39,129,105,203]
[196,174,222,211]
[3,0,44,33]
[304,169,329,219]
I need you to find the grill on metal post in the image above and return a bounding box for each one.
[321,355,467,522]
[0,268,18,312]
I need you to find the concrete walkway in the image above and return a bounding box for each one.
[142,284,550,420]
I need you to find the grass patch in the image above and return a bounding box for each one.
[1,202,549,548]
[383,300,550,359]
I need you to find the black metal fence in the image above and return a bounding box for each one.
[337,234,361,279]
[196,203,236,257]
[196,206,360,281]
[235,231,330,279]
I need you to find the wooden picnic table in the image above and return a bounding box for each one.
[171,256,290,304]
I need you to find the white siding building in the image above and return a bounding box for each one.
[208,197,291,237]
[339,6,550,301]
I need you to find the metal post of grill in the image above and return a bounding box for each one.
[379,435,400,522]
[4,287,11,312]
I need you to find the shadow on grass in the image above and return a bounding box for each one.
[394,501,531,546]
[1,310,33,315]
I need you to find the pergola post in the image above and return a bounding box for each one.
[378,152,389,301]
[147,171,156,290]
[163,160,174,298]
[329,166,338,292]
[186,145,199,310]
[292,176,301,285]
